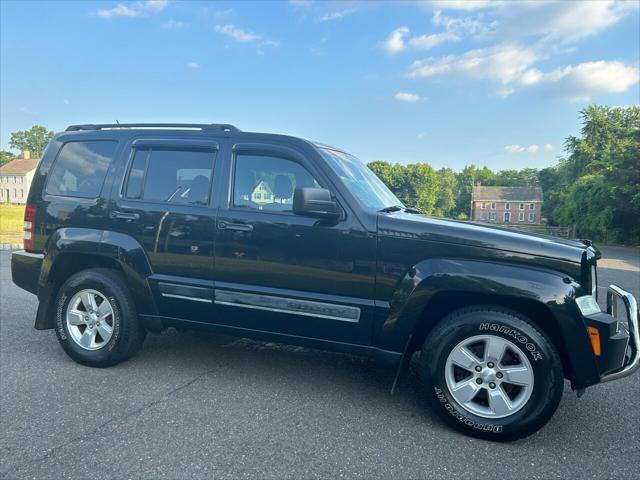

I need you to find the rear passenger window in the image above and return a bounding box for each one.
[46,141,118,198]
[124,147,215,205]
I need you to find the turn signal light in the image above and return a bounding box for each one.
[587,326,601,356]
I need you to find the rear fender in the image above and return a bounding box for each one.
[35,228,156,329]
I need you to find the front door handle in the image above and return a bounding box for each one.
[218,220,253,232]
[111,210,140,221]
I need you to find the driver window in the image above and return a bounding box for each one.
[233,154,320,212]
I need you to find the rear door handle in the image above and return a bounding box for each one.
[217,220,253,232]
[111,211,140,221]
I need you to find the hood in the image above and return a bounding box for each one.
[377,211,588,265]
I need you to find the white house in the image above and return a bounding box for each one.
[0,151,39,204]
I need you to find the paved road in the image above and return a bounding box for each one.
[1,247,639,479]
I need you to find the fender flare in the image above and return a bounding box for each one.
[379,258,599,390]
[35,228,157,329]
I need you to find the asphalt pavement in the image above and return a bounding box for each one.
[1,246,639,479]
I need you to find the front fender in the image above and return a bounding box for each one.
[377,258,599,389]
[35,228,157,329]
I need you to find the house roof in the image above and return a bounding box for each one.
[472,185,543,202]
[0,158,39,175]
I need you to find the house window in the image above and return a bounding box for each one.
[491,202,496,210]
[233,153,320,212]
[505,202,510,210]
[519,203,525,210]
[504,212,511,223]
[518,212,524,221]
[529,203,535,210]
[124,147,215,205]
[489,212,496,221]
[480,202,485,209]
[528,212,535,222]
[480,212,487,220]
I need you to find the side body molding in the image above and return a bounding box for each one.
[35,228,157,329]
[377,258,600,389]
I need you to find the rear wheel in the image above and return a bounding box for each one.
[54,269,146,367]
[420,306,564,441]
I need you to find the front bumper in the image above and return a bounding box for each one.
[601,285,639,382]
[584,285,639,383]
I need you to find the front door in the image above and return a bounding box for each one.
[109,138,218,321]
[213,143,376,345]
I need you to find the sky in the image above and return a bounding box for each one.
[1,0,638,171]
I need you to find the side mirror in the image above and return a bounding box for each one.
[293,187,340,220]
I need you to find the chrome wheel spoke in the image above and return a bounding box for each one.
[81,292,98,313]
[502,366,533,386]
[79,328,97,348]
[96,300,112,319]
[448,346,478,371]
[488,388,513,416]
[451,379,480,404]
[67,310,86,326]
[96,323,113,343]
[484,336,507,364]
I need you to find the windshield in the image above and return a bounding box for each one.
[318,147,403,210]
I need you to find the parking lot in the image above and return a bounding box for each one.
[1,246,639,479]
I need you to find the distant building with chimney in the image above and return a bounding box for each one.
[471,181,544,225]
[0,151,39,204]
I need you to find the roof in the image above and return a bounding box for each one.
[472,185,543,202]
[0,158,39,175]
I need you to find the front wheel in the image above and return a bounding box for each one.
[420,307,564,441]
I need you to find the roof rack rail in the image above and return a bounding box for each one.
[65,123,240,132]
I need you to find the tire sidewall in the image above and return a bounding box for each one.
[54,271,126,365]
[423,310,563,440]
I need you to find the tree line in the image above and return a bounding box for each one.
[368,105,639,244]
[2,105,638,243]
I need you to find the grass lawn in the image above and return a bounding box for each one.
[0,204,25,244]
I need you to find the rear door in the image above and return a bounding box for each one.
[109,137,218,321]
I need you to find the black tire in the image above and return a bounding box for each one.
[54,268,146,367]
[420,306,564,441]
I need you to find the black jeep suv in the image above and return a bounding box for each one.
[11,123,639,440]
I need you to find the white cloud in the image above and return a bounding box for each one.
[519,60,640,101]
[417,132,427,139]
[407,43,540,85]
[215,24,261,42]
[97,0,167,19]
[394,92,421,103]
[316,9,355,23]
[428,1,495,11]
[162,18,185,29]
[186,62,200,69]
[383,27,409,54]
[504,144,553,154]
[494,0,638,42]
[409,31,459,50]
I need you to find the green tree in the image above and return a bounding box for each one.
[9,125,54,158]
[0,150,15,166]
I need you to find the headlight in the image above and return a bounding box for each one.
[576,295,601,317]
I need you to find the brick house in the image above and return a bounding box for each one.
[0,151,39,204]
[471,181,543,225]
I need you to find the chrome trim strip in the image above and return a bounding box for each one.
[215,290,360,323]
[161,293,212,303]
[601,284,639,383]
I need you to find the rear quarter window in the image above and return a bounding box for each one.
[45,140,118,198]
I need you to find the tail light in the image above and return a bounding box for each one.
[23,203,36,252]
